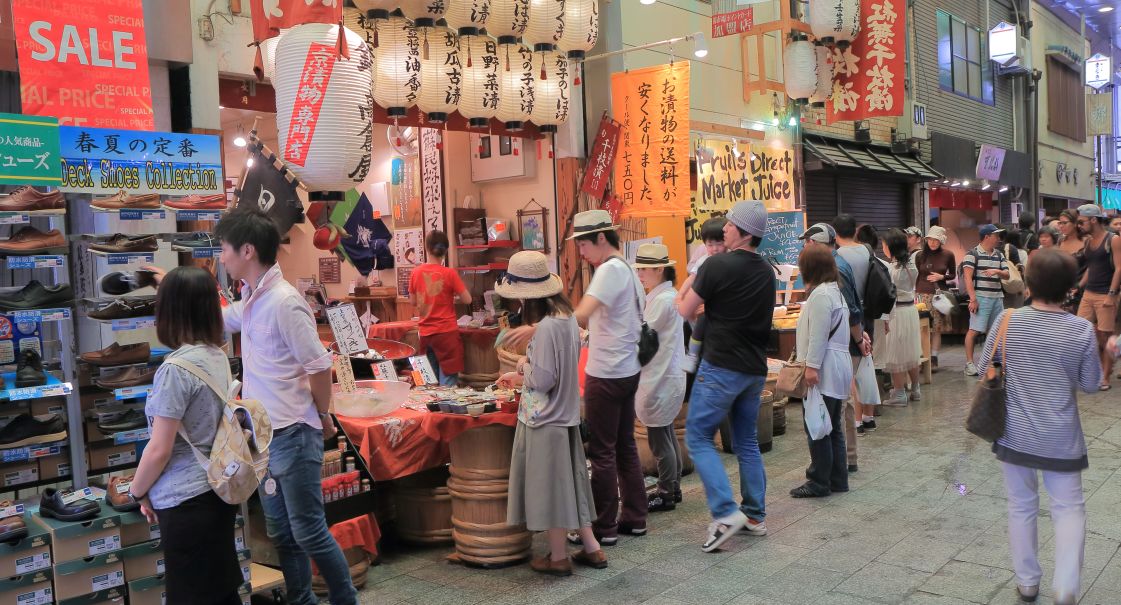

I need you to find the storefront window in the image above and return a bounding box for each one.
[937,10,995,106]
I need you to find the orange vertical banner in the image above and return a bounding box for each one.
[611,62,691,218]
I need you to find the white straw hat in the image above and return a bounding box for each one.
[632,243,676,268]
[495,251,563,299]
[926,225,948,244]
[566,209,619,240]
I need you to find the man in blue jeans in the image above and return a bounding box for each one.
[678,200,775,552]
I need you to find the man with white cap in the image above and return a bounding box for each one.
[1075,203,1121,390]
[678,200,775,552]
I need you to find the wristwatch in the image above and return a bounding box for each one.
[1110,290,1119,297]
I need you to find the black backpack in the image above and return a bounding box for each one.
[862,245,897,319]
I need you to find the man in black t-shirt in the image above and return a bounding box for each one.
[678,200,775,553]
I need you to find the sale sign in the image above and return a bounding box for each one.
[825,0,906,125]
[12,0,154,130]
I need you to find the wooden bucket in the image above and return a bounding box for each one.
[773,397,787,436]
[447,425,531,567]
[462,332,500,377]
[393,467,453,545]
[634,402,694,477]
[757,390,774,453]
[313,547,369,595]
[496,342,527,376]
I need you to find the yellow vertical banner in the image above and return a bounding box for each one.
[1088,92,1114,137]
[612,62,691,217]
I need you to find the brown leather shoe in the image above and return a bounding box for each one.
[94,365,158,389]
[90,190,161,210]
[0,500,27,541]
[530,555,573,577]
[106,475,141,512]
[89,234,159,253]
[164,194,228,210]
[87,297,155,320]
[80,342,150,367]
[0,226,66,254]
[571,549,608,569]
[0,186,65,214]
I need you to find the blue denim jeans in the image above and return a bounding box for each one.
[260,423,356,605]
[685,361,767,522]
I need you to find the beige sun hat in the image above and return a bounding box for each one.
[926,225,948,244]
[495,251,563,299]
[632,243,676,268]
[566,209,619,240]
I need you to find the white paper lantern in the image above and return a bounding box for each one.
[487,0,528,41]
[783,39,817,102]
[445,0,491,35]
[808,44,832,106]
[530,50,570,132]
[353,0,397,19]
[457,34,500,127]
[373,16,421,117]
[496,43,534,130]
[343,8,376,64]
[401,0,448,26]
[275,24,374,192]
[558,0,597,58]
[809,0,860,47]
[262,28,288,82]
[417,26,462,122]
[524,0,564,49]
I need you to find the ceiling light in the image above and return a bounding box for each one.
[640,0,656,5]
[247,157,255,167]
[951,181,961,187]
[999,185,1010,192]
[981,182,991,190]
[233,136,247,147]
[961,180,970,187]
[693,33,708,58]
[1100,5,1114,12]
[771,116,780,126]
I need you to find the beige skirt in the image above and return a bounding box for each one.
[506,421,596,532]
[881,304,923,374]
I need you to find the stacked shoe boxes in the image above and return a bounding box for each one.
[30,502,125,604]
[0,512,54,605]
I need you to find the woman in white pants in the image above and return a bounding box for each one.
[977,249,1101,604]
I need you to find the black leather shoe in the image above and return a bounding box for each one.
[0,281,73,311]
[15,350,46,388]
[99,270,158,295]
[0,413,66,448]
[39,488,101,522]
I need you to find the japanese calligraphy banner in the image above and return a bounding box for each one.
[420,128,446,237]
[12,0,154,130]
[689,137,796,243]
[711,1,753,38]
[612,62,691,218]
[0,113,62,186]
[825,0,906,124]
[58,126,223,195]
[1088,92,1114,137]
[580,114,621,200]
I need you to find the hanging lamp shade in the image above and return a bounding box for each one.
[783,39,817,103]
[809,0,860,47]
[808,44,832,107]
[343,8,376,67]
[530,50,570,132]
[400,0,448,27]
[486,0,529,41]
[495,42,534,130]
[352,0,397,20]
[524,0,565,50]
[457,34,500,127]
[445,0,491,35]
[557,0,597,58]
[417,26,462,123]
[373,16,421,117]
[262,28,288,82]
[275,24,374,192]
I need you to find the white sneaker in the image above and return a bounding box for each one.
[883,389,909,407]
[744,517,767,536]
[910,386,922,402]
[701,510,747,553]
[964,362,978,376]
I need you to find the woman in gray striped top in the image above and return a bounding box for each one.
[977,249,1101,605]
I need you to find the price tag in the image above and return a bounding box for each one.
[0,212,29,225]
[12,308,71,323]
[105,252,154,265]
[191,247,221,259]
[6,383,71,401]
[90,569,124,591]
[332,354,356,394]
[111,317,156,331]
[409,355,438,386]
[16,586,51,605]
[114,428,150,444]
[115,385,153,400]
[119,209,165,221]
[61,487,95,505]
[28,445,60,458]
[326,303,368,356]
[0,503,25,518]
[1,448,29,463]
[14,551,50,574]
[7,255,64,269]
[175,210,222,221]
[372,360,398,381]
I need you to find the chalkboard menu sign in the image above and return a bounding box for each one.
[756,210,805,291]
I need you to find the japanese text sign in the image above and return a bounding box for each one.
[712,6,753,38]
[12,0,154,130]
[58,126,223,195]
[327,303,368,356]
[689,138,795,243]
[612,62,691,218]
[975,144,1005,181]
[285,43,337,167]
[580,114,621,200]
[826,0,906,124]
[1088,92,1114,137]
[1086,54,1111,90]
[0,113,62,185]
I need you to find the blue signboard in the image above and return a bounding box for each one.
[58,126,223,196]
[757,210,806,291]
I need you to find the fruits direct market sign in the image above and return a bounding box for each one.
[58,126,223,195]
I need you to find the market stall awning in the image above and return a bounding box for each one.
[804,135,941,181]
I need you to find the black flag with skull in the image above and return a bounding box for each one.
[234,136,304,236]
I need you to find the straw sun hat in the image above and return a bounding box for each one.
[495,251,563,299]
[632,243,676,268]
[566,209,619,240]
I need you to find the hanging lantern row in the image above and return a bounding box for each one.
[783,0,860,103]
[807,0,860,48]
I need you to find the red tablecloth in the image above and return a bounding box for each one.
[337,407,518,481]
[330,514,381,557]
[369,320,419,342]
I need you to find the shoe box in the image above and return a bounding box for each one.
[237,548,252,584]
[118,511,159,547]
[239,581,251,605]
[0,460,40,487]
[88,443,138,470]
[39,452,72,480]
[120,539,163,581]
[52,551,125,601]
[0,519,51,576]
[57,585,126,605]
[126,575,164,605]
[233,513,246,550]
[30,505,121,564]
[0,569,54,605]
[30,396,67,418]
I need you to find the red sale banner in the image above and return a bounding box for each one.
[825,0,906,125]
[12,0,154,130]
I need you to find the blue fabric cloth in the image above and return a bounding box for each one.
[341,194,394,275]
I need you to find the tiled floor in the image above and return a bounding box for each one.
[356,346,1121,605]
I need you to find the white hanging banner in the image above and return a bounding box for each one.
[420,128,446,239]
[1086,53,1111,90]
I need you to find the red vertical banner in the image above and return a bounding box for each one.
[12,0,154,130]
[580,114,621,200]
[825,0,906,124]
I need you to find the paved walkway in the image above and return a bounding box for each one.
[356,346,1121,605]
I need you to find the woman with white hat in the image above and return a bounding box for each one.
[633,243,687,512]
[497,251,607,577]
[915,225,956,367]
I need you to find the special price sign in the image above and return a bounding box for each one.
[12,0,154,130]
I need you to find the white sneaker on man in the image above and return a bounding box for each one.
[701,510,747,553]
[964,362,978,376]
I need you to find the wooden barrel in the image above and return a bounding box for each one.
[447,425,530,567]
[393,467,453,545]
[773,397,787,436]
[496,342,527,377]
[757,390,774,453]
[461,331,500,377]
[634,402,694,477]
[313,547,369,595]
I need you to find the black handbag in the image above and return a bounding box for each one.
[965,311,1013,442]
[614,257,659,366]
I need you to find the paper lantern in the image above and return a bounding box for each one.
[417,26,462,122]
[808,44,832,106]
[558,0,597,58]
[487,0,528,41]
[495,43,534,130]
[783,40,817,102]
[809,0,860,46]
[352,0,397,19]
[524,0,564,49]
[275,24,374,192]
[457,34,500,127]
[262,28,288,82]
[530,50,570,132]
[445,0,491,35]
[373,16,421,117]
[343,8,376,65]
[401,0,447,26]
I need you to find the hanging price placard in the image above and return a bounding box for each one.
[332,354,357,394]
[325,303,367,356]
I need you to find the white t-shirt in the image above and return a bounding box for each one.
[584,257,644,379]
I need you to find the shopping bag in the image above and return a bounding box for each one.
[803,386,832,441]
[855,355,882,405]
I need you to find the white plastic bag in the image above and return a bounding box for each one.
[803,386,832,441]
[855,355,882,405]
[932,291,956,315]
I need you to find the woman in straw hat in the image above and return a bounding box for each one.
[497,251,607,576]
[633,243,687,512]
[914,225,956,367]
